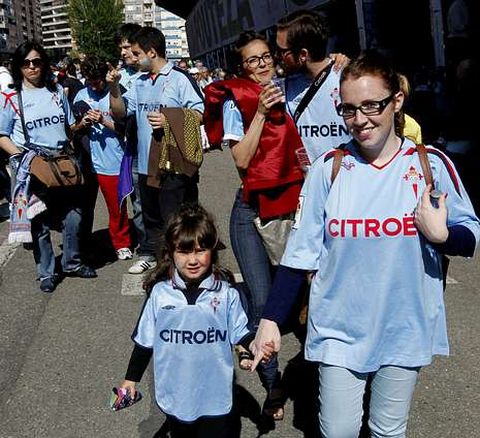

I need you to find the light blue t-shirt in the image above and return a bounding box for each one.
[133,270,250,421]
[282,138,479,372]
[74,87,124,175]
[118,66,142,93]
[222,98,244,142]
[123,62,204,175]
[0,86,74,150]
[285,69,351,163]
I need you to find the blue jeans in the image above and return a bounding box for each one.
[31,185,83,280]
[130,157,147,255]
[318,364,419,438]
[229,189,279,390]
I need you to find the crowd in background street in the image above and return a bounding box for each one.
[0,4,479,437]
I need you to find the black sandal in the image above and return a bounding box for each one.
[236,347,254,370]
[262,386,285,421]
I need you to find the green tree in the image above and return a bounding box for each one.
[68,0,124,61]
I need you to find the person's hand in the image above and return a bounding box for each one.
[328,53,350,72]
[257,82,284,116]
[80,113,93,128]
[86,109,103,124]
[106,62,122,87]
[249,340,276,364]
[120,379,137,398]
[147,111,166,130]
[250,319,281,371]
[414,184,448,243]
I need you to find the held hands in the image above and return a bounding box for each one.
[414,184,449,243]
[250,319,282,371]
[86,109,103,124]
[257,82,285,116]
[147,111,166,130]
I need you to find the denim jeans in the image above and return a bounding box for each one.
[138,173,198,258]
[130,157,147,255]
[318,364,419,438]
[229,189,279,390]
[31,187,83,280]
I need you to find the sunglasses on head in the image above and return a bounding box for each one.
[22,58,43,69]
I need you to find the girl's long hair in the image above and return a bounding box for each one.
[11,40,56,92]
[143,204,234,294]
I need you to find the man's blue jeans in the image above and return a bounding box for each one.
[229,189,279,390]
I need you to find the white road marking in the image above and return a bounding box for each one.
[121,274,145,296]
[0,238,19,270]
[446,275,458,284]
[121,272,245,295]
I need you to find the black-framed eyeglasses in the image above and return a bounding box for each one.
[22,58,43,69]
[275,46,292,57]
[242,52,273,69]
[336,94,395,118]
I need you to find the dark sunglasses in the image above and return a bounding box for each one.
[22,58,44,69]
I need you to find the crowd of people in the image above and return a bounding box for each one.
[0,8,479,438]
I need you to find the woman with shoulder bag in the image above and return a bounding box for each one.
[203,31,305,420]
[0,41,96,293]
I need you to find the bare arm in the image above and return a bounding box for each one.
[0,135,22,155]
[106,63,126,121]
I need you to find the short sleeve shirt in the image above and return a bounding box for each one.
[74,87,124,175]
[133,271,250,421]
[282,138,480,372]
[123,62,204,175]
[0,86,74,150]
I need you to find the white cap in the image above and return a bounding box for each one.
[189,67,199,74]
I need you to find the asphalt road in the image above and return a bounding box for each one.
[0,149,479,437]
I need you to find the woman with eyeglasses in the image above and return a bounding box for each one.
[203,31,306,421]
[251,51,480,437]
[0,41,96,294]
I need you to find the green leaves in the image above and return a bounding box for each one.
[68,0,124,61]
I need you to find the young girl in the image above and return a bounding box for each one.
[118,204,273,437]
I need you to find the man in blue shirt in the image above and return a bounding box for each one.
[108,27,204,274]
[276,10,350,163]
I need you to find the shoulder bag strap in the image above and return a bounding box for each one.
[293,60,333,123]
[416,143,434,189]
[330,143,347,184]
[16,90,31,147]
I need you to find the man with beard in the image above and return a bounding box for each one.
[108,27,204,274]
[276,10,350,163]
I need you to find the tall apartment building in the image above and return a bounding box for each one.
[123,0,189,62]
[40,0,71,58]
[1,0,42,57]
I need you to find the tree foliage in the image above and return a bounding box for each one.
[68,0,124,61]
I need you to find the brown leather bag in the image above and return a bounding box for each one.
[30,154,84,187]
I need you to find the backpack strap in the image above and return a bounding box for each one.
[416,143,434,189]
[330,143,347,184]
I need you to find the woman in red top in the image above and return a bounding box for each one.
[204,31,305,421]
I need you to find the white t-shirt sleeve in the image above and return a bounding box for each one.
[0,92,16,136]
[222,98,244,142]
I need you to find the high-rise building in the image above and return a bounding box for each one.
[123,0,189,62]
[40,0,72,58]
[0,0,42,57]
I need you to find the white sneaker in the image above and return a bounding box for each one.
[128,259,156,274]
[116,248,133,260]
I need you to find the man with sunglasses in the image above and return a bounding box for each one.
[276,10,351,163]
